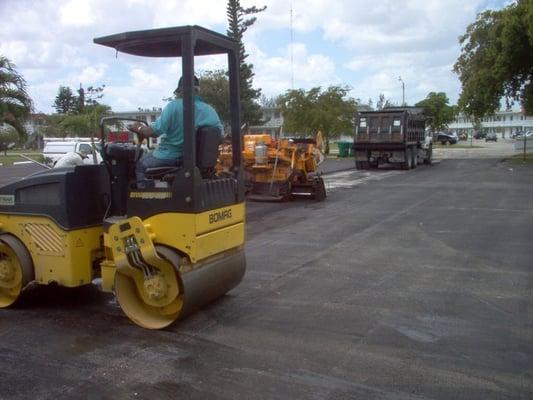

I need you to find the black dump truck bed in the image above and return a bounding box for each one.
[354,108,426,147]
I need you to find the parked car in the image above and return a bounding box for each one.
[513,131,533,139]
[437,132,458,145]
[473,131,486,139]
[485,132,498,142]
[43,140,102,167]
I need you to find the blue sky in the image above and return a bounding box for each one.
[0,0,510,114]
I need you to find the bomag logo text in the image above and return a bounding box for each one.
[209,209,232,224]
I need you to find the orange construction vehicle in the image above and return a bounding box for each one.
[218,132,326,201]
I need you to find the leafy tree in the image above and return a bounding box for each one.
[198,70,231,129]
[375,94,396,110]
[415,92,456,132]
[0,56,33,139]
[226,0,266,125]
[260,95,282,108]
[0,127,20,155]
[77,84,105,113]
[54,86,78,114]
[54,84,106,114]
[59,114,89,137]
[59,103,111,137]
[454,0,533,117]
[40,114,64,138]
[279,86,358,153]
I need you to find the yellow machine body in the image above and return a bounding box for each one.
[99,203,246,292]
[0,215,102,287]
[0,202,246,329]
[0,25,247,329]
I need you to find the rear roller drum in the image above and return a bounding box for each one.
[115,245,183,329]
[0,235,34,308]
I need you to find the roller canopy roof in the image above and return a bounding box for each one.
[93,25,238,57]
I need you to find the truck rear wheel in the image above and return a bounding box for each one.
[411,147,417,169]
[402,148,412,170]
[424,145,433,165]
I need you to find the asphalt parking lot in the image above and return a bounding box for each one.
[0,146,532,399]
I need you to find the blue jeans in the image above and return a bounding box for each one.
[135,152,180,182]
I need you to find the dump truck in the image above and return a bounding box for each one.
[354,108,432,169]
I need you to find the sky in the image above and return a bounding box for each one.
[0,0,510,114]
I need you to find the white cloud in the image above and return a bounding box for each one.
[0,0,507,113]
[76,64,108,85]
[59,0,95,26]
[251,42,338,97]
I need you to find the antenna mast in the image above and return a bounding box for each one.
[290,2,294,89]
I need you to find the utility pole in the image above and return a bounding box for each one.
[290,2,294,90]
[398,76,405,106]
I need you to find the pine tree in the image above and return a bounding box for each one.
[53,86,77,114]
[226,0,266,125]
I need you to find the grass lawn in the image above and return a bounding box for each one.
[0,153,45,166]
[505,153,533,165]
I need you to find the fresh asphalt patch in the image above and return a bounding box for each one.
[0,155,531,399]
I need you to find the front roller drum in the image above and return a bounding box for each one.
[115,246,246,329]
[115,245,246,329]
[0,234,34,307]
[114,245,183,330]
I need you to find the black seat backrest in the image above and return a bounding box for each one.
[196,126,221,170]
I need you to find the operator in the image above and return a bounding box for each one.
[129,76,223,183]
[54,147,91,168]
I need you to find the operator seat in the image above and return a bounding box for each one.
[144,126,221,180]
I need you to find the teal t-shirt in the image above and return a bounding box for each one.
[150,96,223,160]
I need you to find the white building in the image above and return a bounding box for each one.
[111,107,162,124]
[449,110,533,137]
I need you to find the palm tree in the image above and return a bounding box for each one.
[0,56,33,139]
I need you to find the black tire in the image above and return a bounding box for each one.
[0,234,34,287]
[411,148,417,169]
[424,145,433,165]
[0,234,35,307]
[355,161,363,169]
[313,177,326,201]
[402,148,411,170]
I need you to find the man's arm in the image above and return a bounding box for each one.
[129,122,156,141]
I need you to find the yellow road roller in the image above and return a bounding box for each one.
[0,26,246,329]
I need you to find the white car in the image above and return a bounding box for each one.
[43,141,102,167]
